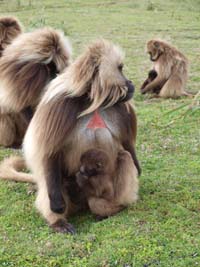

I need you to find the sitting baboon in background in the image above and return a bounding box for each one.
[0,16,22,56]
[0,25,71,148]
[141,39,193,98]
[76,149,138,219]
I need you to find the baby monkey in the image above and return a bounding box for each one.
[76,148,138,219]
[141,69,161,94]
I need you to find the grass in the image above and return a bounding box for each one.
[0,0,200,266]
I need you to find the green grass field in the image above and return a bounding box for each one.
[0,1,200,266]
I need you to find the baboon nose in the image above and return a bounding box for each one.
[127,80,135,93]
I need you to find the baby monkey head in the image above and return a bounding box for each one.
[79,149,110,177]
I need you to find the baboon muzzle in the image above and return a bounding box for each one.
[119,80,135,102]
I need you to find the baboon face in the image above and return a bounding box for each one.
[80,149,109,176]
[72,40,135,116]
[96,43,135,104]
[75,40,134,115]
[147,40,164,62]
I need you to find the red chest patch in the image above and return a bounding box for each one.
[87,110,107,129]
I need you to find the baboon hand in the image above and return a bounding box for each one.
[76,172,88,187]
[50,219,76,234]
[141,87,148,94]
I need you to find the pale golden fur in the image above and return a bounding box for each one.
[0,27,71,147]
[0,155,34,183]
[141,39,191,98]
[0,39,139,233]
[42,39,127,116]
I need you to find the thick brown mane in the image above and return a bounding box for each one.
[0,16,22,56]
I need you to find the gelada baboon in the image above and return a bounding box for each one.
[0,16,24,147]
[0,39,140,234]
[76,149,138,219]
[141,39,193,98]
[0,16,22,56]
[0,27,71,147]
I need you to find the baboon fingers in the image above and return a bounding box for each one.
[50,219,76,234]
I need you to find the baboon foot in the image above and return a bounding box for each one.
[50,219,76,234]
[95,215,109,221]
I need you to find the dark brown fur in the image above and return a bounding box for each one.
[140,70,161,94]
[0,16,22,56]
[76,149,122,218]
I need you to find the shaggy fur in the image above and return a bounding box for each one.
[0,16,22,57]
[76,149,138,218]
[0,16,25,147]
[0,155,34,183]
[141,39,192,98]
[0,27,72,112]
[0,39,140,233]
[0,27,71,147]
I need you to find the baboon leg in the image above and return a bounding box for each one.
[12,113,29,148]
[141,78,150,91]
[115,150,139,205]
[88,197,124,217]
[159,75,185,98]
[44,154,66,214]
[35,179,75,234]
[0,114,16,147]
[141,77,166,94]
[140,70,158,91]
[123,141,141,175]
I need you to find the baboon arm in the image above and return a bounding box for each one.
[88,197,124,217]
[141,77,167,94]
[101,180,115,200]
[140,70,158,91]
[121,104,141,175]
[122,141,141,176]
[44,153,66,214]
[140,77,150,90]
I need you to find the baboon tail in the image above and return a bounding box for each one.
[0,155,35,183]
[183,91,197,98]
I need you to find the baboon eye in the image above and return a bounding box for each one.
[118,64,123,72]
[97,162,102,168]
